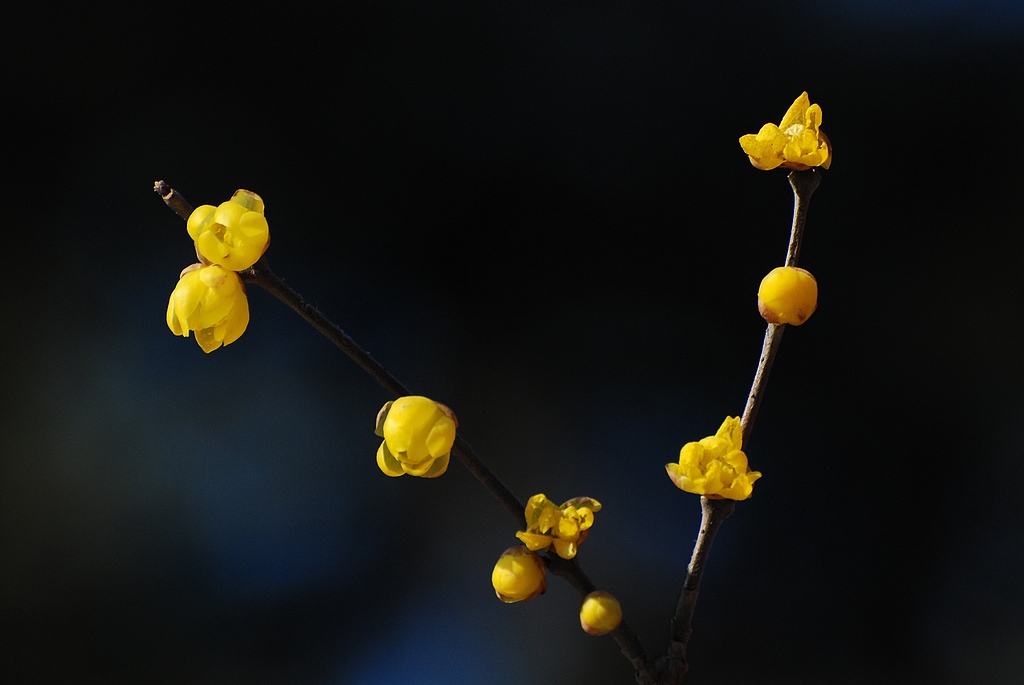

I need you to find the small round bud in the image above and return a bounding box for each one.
[491,546,546,604]
[579,591,622,635]
[757,266,817,325]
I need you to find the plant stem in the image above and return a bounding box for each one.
[155,180,657,684]
[242,260,413,398]
[740,169,819,445]
[664,169,821,683]
[244,254,656,680]
[664,496,735,683]
[154,180,193,220]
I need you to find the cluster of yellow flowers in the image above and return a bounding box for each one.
[487,493,621,636]
[364,393,621,633]
[163,90,829,647]
[166,190,270,353]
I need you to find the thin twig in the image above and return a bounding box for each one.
[664,496,735,683]
[242,261,412,398]
[784,169,821,268]
[154,181,659,685]
[241,260,531,526]
[664,168,821,683]
[154,180,193,220]
[740,168,819,445]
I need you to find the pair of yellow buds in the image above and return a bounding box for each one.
[491,546,622,635]
[166,190,270,353]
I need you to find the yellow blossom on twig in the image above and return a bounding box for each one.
[515,494,601,559]
[375,396,457,478]
[491,545,547,603]
[166,264,250,353]
[739,92,831,171]
[666,417,761,500]
[758,266,818,325]
[580,591,622,636]
[187,189,270,271]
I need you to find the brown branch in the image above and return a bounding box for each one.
[739,168,819,446]
[241,259,413,398]
[154,180,659,685]
[663,496,735,683]
[154,180,193,220]
[663,168,821,683]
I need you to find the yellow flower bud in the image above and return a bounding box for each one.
[739,92,831,171]
[374,396,457,478]
[491,546,546,603]
[579,591,622,636]
[666,417,761,501]
[187,189,270,271]
[515,494,601,560]
[758,266,817,326]
[166,264,250,353]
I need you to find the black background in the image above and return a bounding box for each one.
[2,2,1023,684]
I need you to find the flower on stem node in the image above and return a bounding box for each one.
[758,266,817,325]
[375,396,457,478]
[666,417,761,501]
[491,545,547,603]
[187,189,270,271]
[580,591,622,636]
[166,264,250,353]
[739,92,831,171]
[515,494,601,560]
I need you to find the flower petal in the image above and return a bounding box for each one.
[376,442,405,477]
[420,452,450,478]
[515,532,553,551]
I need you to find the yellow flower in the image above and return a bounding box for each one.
[491,545,547,603]
[758,266,818,325]
[375,396,457,478]
[666,417,761,500]
[187,190,270,271]
[739,92,831,171]
[166,264,250,353]
[515,494,601,560]
[579,591,622,636]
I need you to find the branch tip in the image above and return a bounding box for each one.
[153,180,194,220]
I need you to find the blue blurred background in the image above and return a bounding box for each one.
[2,2,1023,683]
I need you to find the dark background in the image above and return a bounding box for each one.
[2,2,1023,683]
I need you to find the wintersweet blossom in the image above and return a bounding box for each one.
[758,266,818,325]
[166,264,250,353]
[739,92,831,171]
[187,189,270,271]
[375,396,457,478]
[579,591,622,636]
[666,417,761,500]
[515,494,601,560]
[491,546,547,603]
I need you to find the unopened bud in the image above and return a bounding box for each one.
[757,266,817,325]
[491,546,546,604]
[579,591,622,635]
